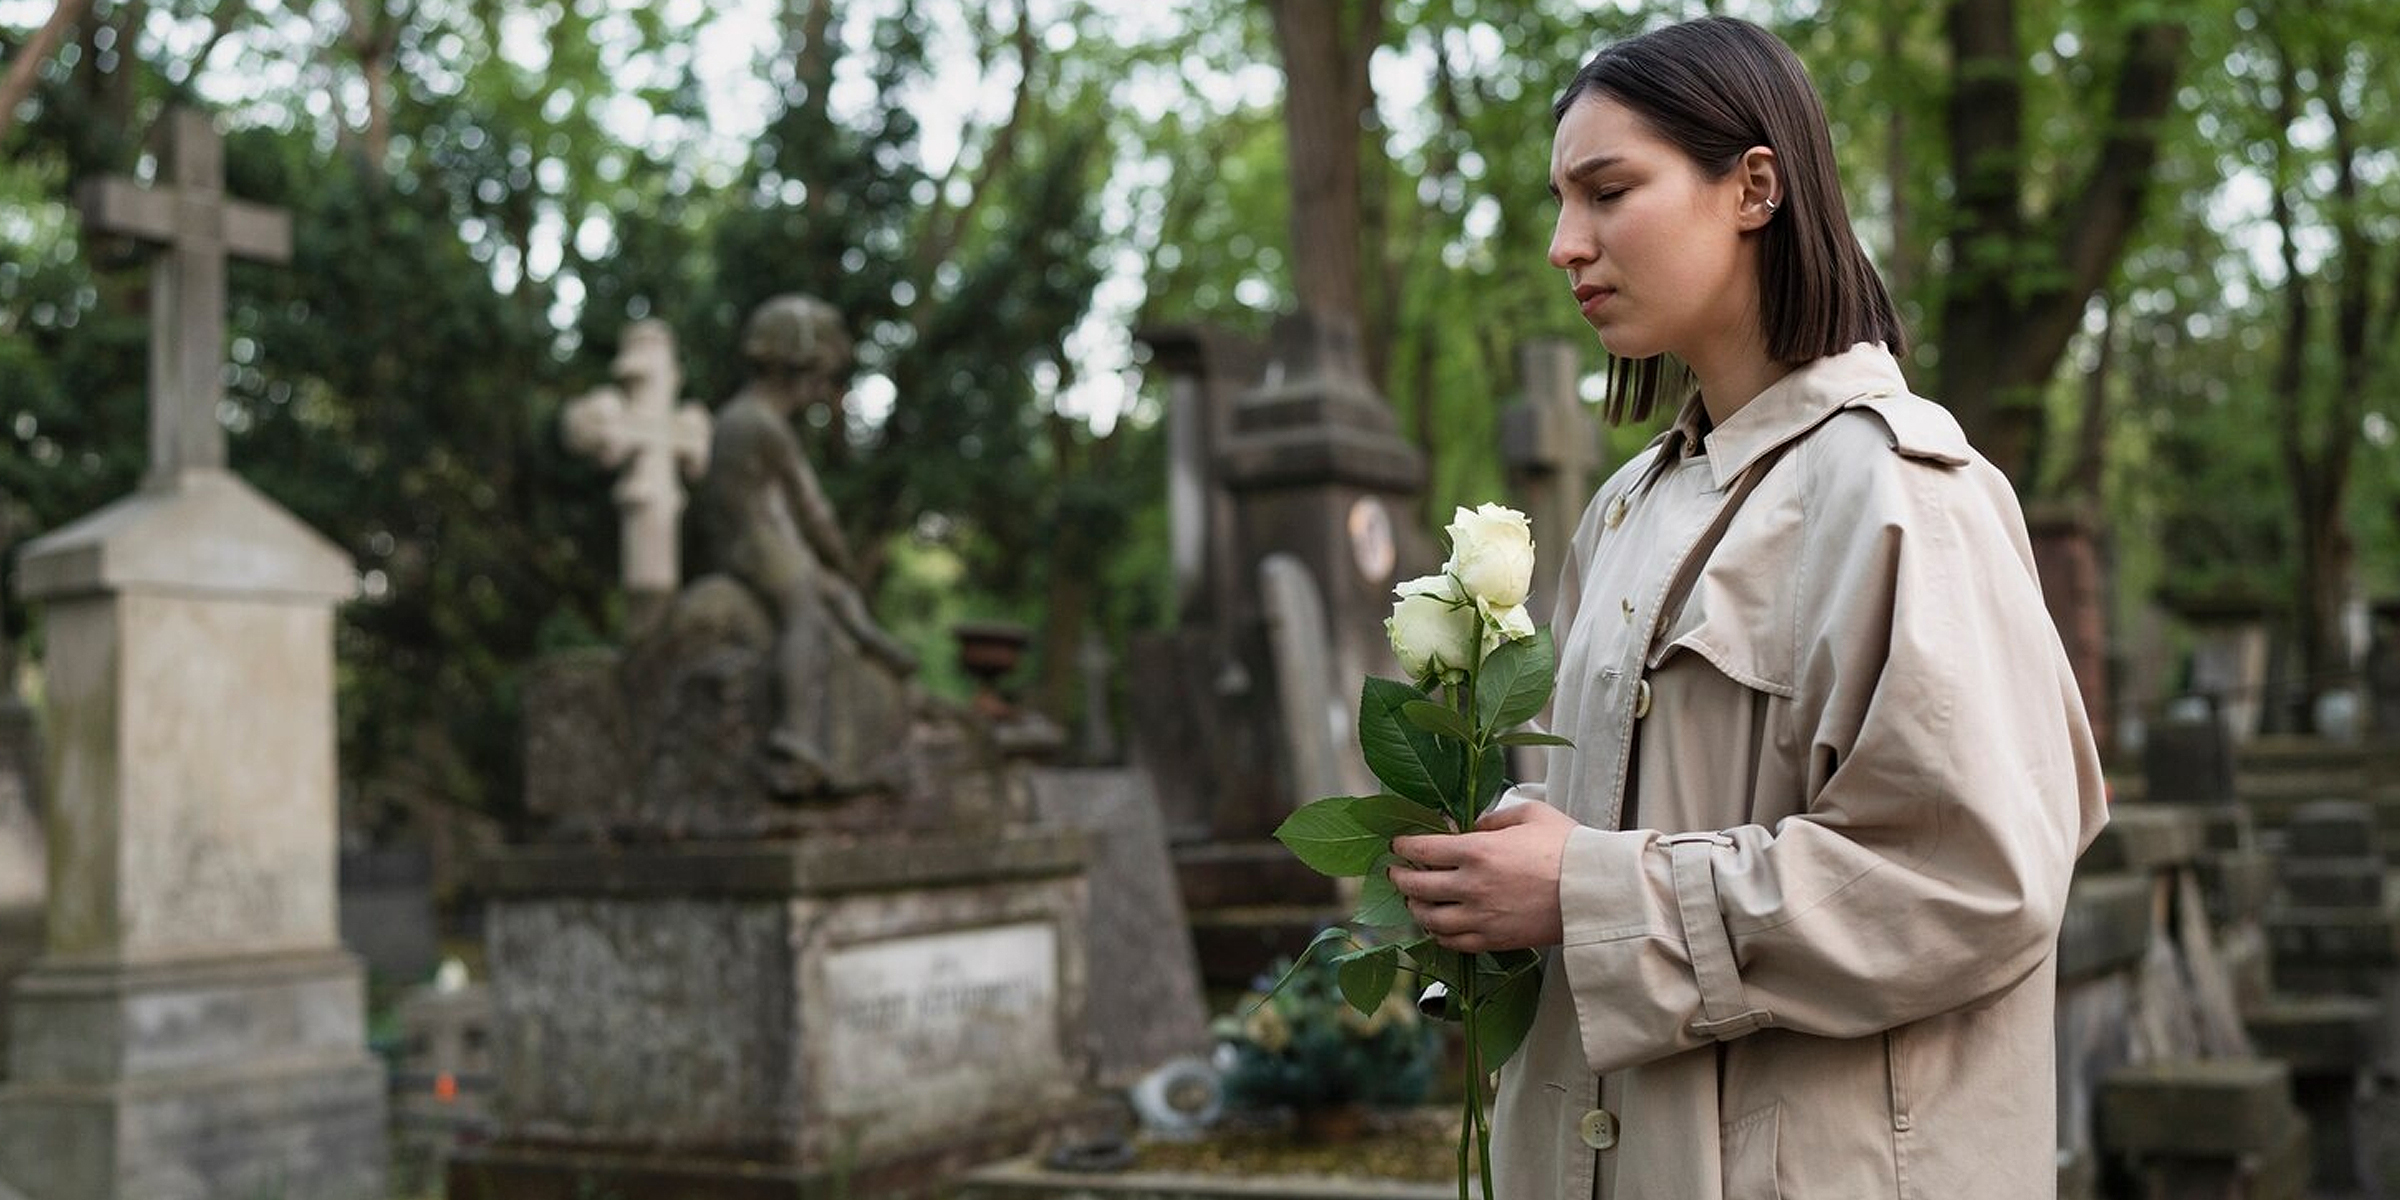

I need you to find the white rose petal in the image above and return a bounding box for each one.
[1479,599,1536,657]
[1387,573,1477,683]
[1445,503,1536,610]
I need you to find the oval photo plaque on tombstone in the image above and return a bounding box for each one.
[1347,496,1396,585]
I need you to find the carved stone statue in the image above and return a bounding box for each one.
[696,294,916,791]
[523,294,1003,841]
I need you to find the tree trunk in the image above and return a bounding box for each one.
[1937,0,2185,484]
[0,0,97,146]
[1266,0,1383,372]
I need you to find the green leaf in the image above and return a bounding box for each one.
[1337,943,1401,1016]
[1475,628,1556,731]
[1253,926,1356,1005]
[1273,796,1386,877]
[1469,957,1544,1067]
[1350,794,1451,838]
[1358,676,1463,810]
[1353,858,1412,929]
[1497,731,1574,748]
[1401,699,1476,743]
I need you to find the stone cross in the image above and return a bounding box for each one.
[1075,630,1119,765]
[77,107,292,485]
[1500,339,1602,624]
[563,320,712,617]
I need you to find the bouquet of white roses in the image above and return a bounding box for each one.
[1267,503,1568,1200]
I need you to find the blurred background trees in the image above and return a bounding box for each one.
[3,0,2396,834]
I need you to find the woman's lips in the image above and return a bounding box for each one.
[1575,285,1616,317]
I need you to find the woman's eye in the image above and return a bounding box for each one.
[1592,187,1627,205]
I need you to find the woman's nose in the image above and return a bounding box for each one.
[1548,215,1592,271]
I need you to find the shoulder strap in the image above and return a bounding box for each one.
[1643,437,1798,668]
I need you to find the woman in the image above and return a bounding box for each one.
[1386,17,2107,1199]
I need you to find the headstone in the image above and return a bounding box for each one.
[389,970,494,1186]
[2143,712,2235,806]
[2182,603,2272,742]
[1259,554,1353,805]
[1074,630,1120,765]
[1128,316,1434,987]
[1024,768,1209,1086]
[460,296,1089,1200]
[1500,339,1603,624]
[0,109,385,1200]
[563,320,712,628]
[338,845,439,983]
[0,695,35,1078]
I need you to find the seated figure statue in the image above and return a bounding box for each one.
[696,293,916,793]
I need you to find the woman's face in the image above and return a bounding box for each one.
[1546,94,1761,364]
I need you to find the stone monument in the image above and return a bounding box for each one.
[456,294,1090,1200]
[1127,315,1437,985]
[0,623,39,1079]
[562,318,712,629]
[0,108,385,1200]
[1500,338,1604,625]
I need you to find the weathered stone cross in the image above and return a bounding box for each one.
[78,107,292,484]
[563,320,712,614]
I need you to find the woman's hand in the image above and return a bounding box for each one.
[1389,800,1577,953]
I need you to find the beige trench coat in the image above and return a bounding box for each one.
[1489,343,2108,1199]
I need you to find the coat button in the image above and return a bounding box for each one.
[1578,1107,1619,1150]
[1632,678,1652,719]
[1619,598,1633,623]
[1605,495,1628,528]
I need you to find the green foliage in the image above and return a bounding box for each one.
[0,1,1164,834]
[1215,950,1442,1113]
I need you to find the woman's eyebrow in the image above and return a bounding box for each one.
[1562,154,1625,184]
[1549,153,1626,199]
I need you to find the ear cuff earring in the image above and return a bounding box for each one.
[1765,198,1781,213]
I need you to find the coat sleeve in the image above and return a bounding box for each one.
[1552,425,2108,1074]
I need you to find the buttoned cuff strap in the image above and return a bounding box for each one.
[1663,832,1770,1039]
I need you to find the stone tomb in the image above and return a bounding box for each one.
[454,836,1087,1199]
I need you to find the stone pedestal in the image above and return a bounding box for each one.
[0,699,40,1078]
[453,834,1087,1199]
[0,471,384,1200]
[2099,1059,2309,1200]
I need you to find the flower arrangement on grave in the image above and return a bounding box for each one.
[1264,503,1566,1200]
[1211,951,1441,1138]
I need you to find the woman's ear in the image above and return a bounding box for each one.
[1737,146,1781,231]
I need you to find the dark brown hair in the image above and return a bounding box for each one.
[1555,17,1906,424]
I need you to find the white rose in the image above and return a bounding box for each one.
[1387,573,1477,683]
[1479,599,1535,657]
[1445,504,1536,610]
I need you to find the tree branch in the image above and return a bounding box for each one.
[911,0,1036,288]
[0,0,95,146]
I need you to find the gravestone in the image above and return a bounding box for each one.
[1024,768,1209,1087]
[458,294,1089,1200]
[562,319,712,629]
[338,844,439,983]
[0,109,385,1200]
[390,971,494,1187]
[2179,600,2273,742]
[1129,317,1436,986]
[2143,712,2236,807]
[1259,554,1354,805]
[1499,338,1603,624]
[0,689,36,1079]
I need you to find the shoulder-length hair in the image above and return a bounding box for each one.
[1555,16,1906,425]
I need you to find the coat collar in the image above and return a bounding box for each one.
[1647,343,1912,492]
